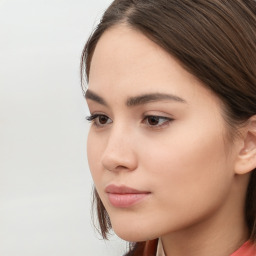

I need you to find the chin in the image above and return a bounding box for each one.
[113,228,152,242]
[110,218,158,242]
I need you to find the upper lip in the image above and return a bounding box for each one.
[105,184,150,194]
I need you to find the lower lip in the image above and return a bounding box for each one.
[107,193,149,208]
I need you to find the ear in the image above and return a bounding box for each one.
[235,115,256,175]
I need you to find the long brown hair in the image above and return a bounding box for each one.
[81,0,256,254]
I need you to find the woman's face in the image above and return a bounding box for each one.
[86,25,239,241]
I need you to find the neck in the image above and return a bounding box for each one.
[161,177,249,256]
[162,215,248,256]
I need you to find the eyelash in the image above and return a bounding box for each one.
[86,114,112,128]
[86,114,173,129]
[142,115,173,129]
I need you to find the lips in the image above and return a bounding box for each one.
[105,185,150,208]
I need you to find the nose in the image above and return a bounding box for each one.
[101,127,138,172]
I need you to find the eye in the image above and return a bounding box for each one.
[86,114,112,127]
[143,115,173,128]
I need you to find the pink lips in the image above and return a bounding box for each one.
[105,185,150,208]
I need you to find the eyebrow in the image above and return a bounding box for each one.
[85,89,186,107]
[126,93,186,106]
[85,89,108,106]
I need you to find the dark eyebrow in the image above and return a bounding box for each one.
[85,89,108,106]
[85,89,186,107]
[126,93,186,106]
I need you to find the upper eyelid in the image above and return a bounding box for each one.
[142,112,174,119]
[86,113,110,120]
[90,114,173,124]
[87,111,110,117]
[143,115,174,122]
[87,113,174,120]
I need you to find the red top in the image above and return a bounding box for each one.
[231,241,256,256]
[142,239,256,256]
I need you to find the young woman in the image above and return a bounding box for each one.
[81,1,256,255]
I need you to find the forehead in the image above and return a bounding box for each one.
[88,24,222,113]
[89,25,195,92]
[92,24,160,57]
[89,25,166,82]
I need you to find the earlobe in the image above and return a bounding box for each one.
[234,116,256,175]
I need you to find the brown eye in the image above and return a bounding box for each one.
[98,115,109,124]
[143,115,173,128]
[147,116,161,126]
[86,114,112,127]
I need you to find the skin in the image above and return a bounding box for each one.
[86,25,251,256]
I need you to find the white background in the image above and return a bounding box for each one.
[0,0,127,255]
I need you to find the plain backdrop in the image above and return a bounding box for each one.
[0,0,127,255]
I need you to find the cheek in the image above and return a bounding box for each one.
[87,130,104,184]
[139,122,233,212]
